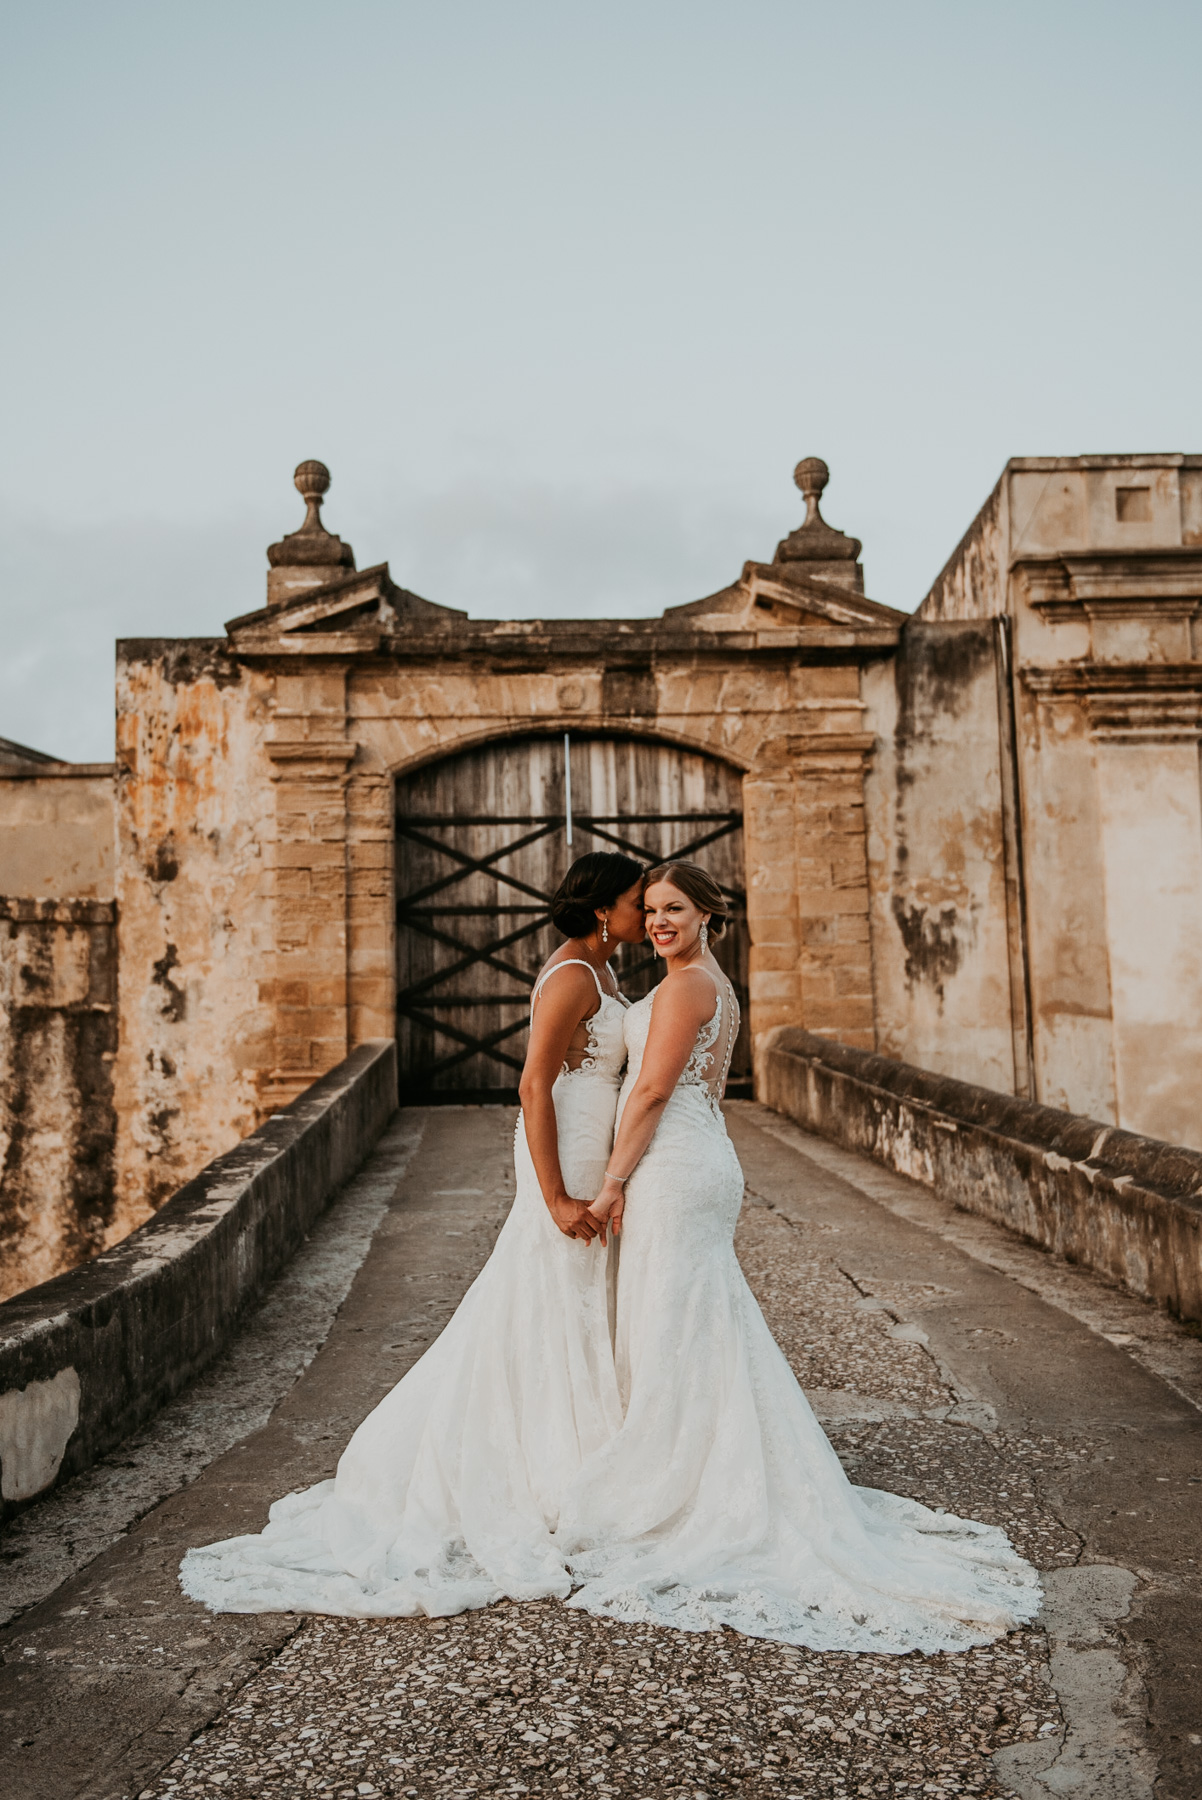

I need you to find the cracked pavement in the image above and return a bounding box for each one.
[1,1103,1200,1799]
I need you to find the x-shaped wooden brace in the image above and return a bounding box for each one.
[395,810,745,1084]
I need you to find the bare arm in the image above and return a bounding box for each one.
[518,965,603,1244]
[588,970,716,1234]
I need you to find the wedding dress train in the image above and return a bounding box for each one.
[558,973,1041,1653]
[183,963,1040,1653]
[180,961,627,1617]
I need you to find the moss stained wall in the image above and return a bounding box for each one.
[863,619,1020,1094]
[0,900,117,1300]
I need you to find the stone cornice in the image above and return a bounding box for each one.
[264,741,358,780]
[1021,662,1202,742]
[229,624,899,667]
[1015,546,1202,616]
[0,762,116,780]
[225,560,902,664]
[753,730,877,772]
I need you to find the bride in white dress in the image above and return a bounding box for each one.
[183,850,1039,1655]
[563,861,1040,1653]
[180,852,645,1618]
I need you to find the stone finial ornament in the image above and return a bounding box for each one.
[794,456,832,521]
[293,459,333,534]
[775,456,862,568]
[267,459,355,581]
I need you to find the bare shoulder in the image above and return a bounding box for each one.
[532,958,598,1015]
[654,965,719,1026]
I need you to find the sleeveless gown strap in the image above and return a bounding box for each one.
[531,958,608,1010]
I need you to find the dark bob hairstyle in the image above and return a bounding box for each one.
[551,852,645,938]
[642,860,729,937]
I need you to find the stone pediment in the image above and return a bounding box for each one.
[663,456,904,643]
[230,453,903,658]
[226,564,466,654]
[665,562,906,641]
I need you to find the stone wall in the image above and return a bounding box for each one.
[7,450,1202,1300]
[114,639,275,1225]
[763,1027,1202,1323]
[0,763,115,899]
[108,459,902,1216]
[0,753,120,1299]
[0,899,117,1300]
[877,453,1202,1149]
[0,1040,396,1514]
[863,618,1027,1097]
[112,625,893,1215]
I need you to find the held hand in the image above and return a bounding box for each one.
[587,1177,627,1238]
[546,1193,601,1245]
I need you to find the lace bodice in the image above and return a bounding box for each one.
[622,966,739,1114]
[530,958,629,1083]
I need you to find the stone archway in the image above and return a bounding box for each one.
[109,457,900,1206]
[393,732,750,1101]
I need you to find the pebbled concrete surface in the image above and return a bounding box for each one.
[1,1102,1200,1800]
[993,1566,1154,1800]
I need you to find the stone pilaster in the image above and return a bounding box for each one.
[262,670,356,1108]
[743,768,803,1042]
[791,733,877,1050]
[346,766,396,1047]
[744,724,877,1065]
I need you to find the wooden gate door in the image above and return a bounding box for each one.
[394,735,750,1102]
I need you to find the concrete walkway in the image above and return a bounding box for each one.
[1,1104,1199,1800]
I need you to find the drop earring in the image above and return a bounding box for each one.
[699,921,709,954]
[602,917,609,945]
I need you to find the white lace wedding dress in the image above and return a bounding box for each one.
[183,961,1040,1652]
[556,970,1041,1652]
[180,961,628,1618]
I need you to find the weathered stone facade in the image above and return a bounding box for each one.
[864,455,1202,1149]
[5,449,1202,1292]
[0,743,117,1298]
[112,459,900,1220]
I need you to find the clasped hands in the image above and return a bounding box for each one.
[548,1175,626,1245]
[547,1190,607,1245]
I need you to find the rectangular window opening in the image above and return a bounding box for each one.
[1115,486,1152,523]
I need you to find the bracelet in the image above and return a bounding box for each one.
[604,1169,631,1184]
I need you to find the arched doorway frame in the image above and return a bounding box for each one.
[389,725,752,1100]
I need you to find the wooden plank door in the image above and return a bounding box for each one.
[395,735,749,1102]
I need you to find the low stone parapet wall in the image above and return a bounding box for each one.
[762,1028,1202,1323]
[0,1039,397,1517]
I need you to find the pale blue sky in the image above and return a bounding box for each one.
[2,0,1199,759]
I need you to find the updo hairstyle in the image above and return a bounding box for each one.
[642,860,729,937]
[550,852,645,939]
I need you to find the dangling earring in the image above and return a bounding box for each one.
[602,916,609,945]
[699,921,708,954]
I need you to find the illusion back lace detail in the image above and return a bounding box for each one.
[676,969,739,1112]
[531,958,628,1081]
[624,966,739,1117]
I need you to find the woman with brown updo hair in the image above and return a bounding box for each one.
[555,860,1039,1654]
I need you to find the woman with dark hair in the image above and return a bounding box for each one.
[181,852,646,1622]
[519,851,646,1243]
[559,860,1039,1654]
